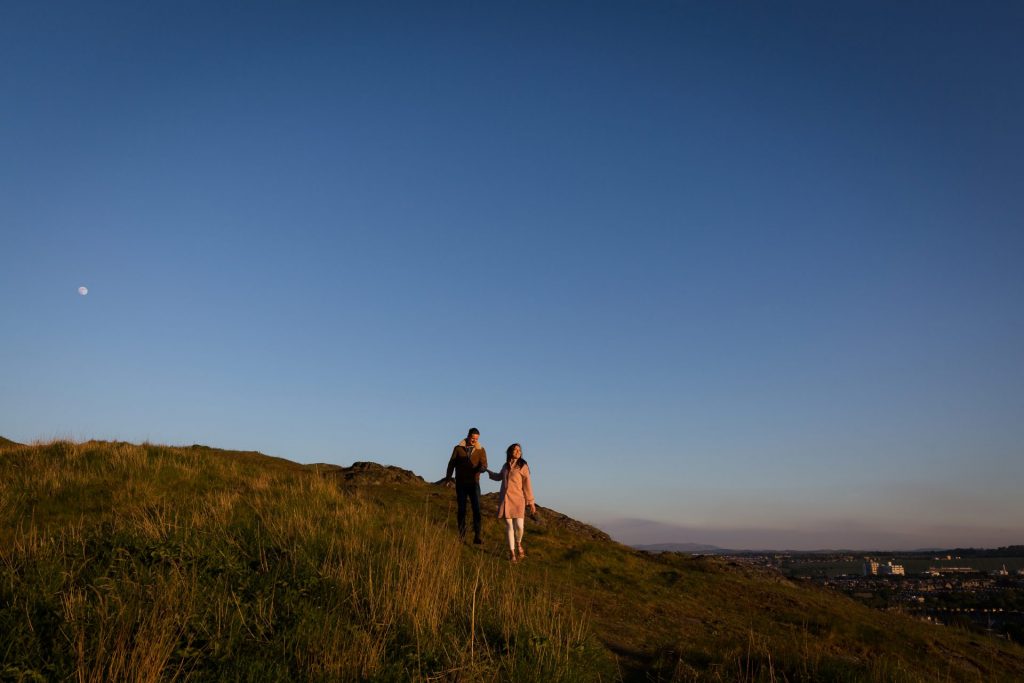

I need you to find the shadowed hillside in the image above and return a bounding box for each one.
[2,439,1023,682]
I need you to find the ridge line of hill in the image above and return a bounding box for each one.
[3,437,1024,681]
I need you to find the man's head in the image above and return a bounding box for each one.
[466,428,480,447]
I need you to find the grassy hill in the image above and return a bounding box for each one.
[2,439,1023,682]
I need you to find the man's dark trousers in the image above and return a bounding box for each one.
[455,481,482,540]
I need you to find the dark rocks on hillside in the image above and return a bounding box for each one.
[541,508,613,543]
[325,461,425,486]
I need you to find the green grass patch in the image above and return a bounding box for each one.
[2,438,1023,681]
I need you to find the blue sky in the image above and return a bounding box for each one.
[3,1,1023,549]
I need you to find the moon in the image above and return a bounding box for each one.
[78,286,88,296]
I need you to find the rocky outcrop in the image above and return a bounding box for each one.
[322,461,425,486]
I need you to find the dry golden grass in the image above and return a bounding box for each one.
[0,439,600,682]
[3,438,1024,682]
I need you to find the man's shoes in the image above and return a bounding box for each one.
[473,536,483,545]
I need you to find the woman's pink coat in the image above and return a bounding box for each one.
[489,462,535,519]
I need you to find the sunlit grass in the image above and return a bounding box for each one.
[0,440,602,682]
[2,438,1023,682]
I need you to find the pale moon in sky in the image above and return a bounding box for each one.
[78,286,88,296]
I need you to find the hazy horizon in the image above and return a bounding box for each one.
[3,2,1022,550]
[598,517,1024,553]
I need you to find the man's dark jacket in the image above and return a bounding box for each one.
[446,440,488,484]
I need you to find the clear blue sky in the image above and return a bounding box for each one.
[3,1,1022,550]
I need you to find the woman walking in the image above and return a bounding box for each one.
[487,443,536,563]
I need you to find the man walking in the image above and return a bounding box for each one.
[445,428,488,544]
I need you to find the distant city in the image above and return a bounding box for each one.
[637,546,1024,643]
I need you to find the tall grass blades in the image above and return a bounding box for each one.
[0,440,604,682]
[4,439,1024,681]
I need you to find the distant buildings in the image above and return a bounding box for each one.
[880,562,906,576]
[863,559,905,576]
[924,566,979,576]
[880,561,905,577]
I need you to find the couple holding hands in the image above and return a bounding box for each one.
[445,427,536,563]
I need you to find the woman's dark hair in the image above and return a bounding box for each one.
[505,443,527,468]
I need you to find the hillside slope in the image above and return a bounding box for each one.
[2,439,1023,682]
